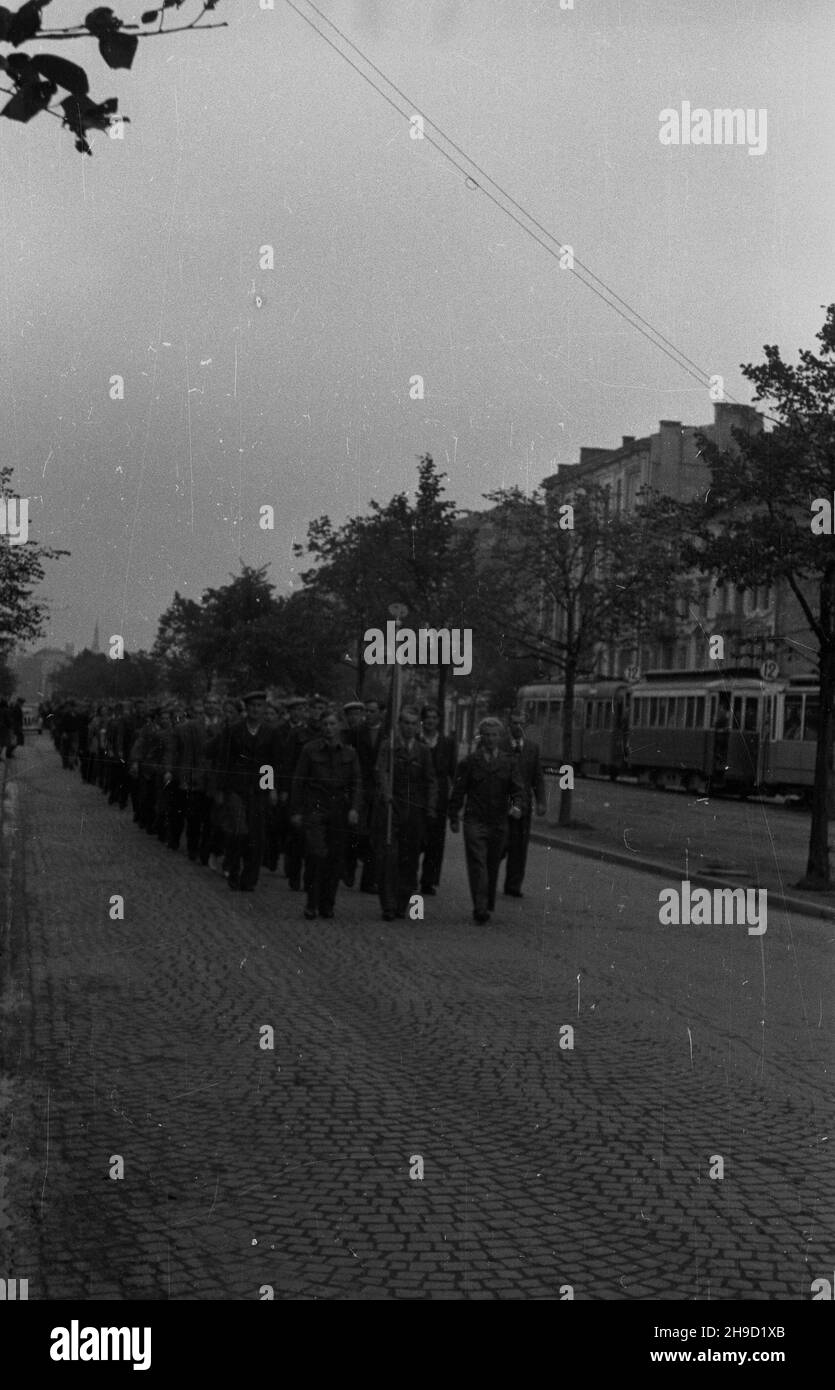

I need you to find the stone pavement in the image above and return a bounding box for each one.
[1,738,833,1300]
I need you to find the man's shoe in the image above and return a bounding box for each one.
[504,889,523,898]
[473,909,490,924]
[382,910,396,922]
[420,885,436,896]
[288,879,301,891]
[228,876,240,890]
[320,910,334,919]
[303,907,317,920]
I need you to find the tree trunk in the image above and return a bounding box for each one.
[799,630,835,891]
[558,661,576,827]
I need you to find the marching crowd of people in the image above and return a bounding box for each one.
[40,691,547,924]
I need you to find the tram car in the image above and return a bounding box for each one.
[519,670,821,799]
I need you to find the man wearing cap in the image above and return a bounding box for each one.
[418,704,458,896]
[290,710,361,920]
[164,697,223,861]
[503,710,547,898]
[214,691,277,891]
[373,705,438,922]
[448,717,524,924]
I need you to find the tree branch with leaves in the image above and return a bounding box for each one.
[0,0,225,152]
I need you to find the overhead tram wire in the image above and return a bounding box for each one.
[299,0,714,389]
[284,0,732,399]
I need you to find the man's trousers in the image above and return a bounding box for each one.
[504,812,532,894]
[420,815,448,891]
[463,818,508,914]
[302,811,347,914]
[374,804,425,915]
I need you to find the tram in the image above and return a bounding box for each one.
[518,669,822,799]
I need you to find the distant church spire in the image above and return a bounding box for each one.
[92,620,100,653]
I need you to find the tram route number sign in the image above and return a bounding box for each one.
[624,665,641,682]
[760,659,779,681]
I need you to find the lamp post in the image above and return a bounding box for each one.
[386,604,408,847]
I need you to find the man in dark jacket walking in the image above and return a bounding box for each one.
[449,716,524,924]
[418,703,458,895]
[503,710,547,897]
[373,706,438,922]
[215,691,277,891]
[290,709,361,920]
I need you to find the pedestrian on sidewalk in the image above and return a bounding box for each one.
[449,716,524,924]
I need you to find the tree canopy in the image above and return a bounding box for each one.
[0,1,226,153]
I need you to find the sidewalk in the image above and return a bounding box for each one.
[533,775,835,922]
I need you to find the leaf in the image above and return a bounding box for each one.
[30,54,89,96]
[98,29,138,69]
[140,8,158,21]
[7,0,50,47]
[0,8,11,43]
[2,77,54,123]
[60,91,125,151]
[84,5,119,35]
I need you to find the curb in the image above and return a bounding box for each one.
[529,830,835,923]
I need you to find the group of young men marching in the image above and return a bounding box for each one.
[45,691,546,924]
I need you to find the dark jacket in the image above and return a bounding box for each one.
[375,736,438,819]
[448,748,524,825]
[420,732,458,813]
[290,737,362,820]
[508,737,546,814]
[215,719,275,800]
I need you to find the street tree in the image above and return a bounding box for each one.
[154,563,285,695]
[683,304,835,890]
[296,455,479,709]
[478,482,687,827]
[0,0,226,154]
[0,465,67,655]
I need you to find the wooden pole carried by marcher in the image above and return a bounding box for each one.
[386,604,408,848]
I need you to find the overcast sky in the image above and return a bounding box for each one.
[2,0,833,655]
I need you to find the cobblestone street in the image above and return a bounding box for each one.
[2,737,833,1300]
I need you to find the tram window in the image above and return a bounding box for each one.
[604,703,613,729]
[549,700,562,721]
[783,695,802,739]
[696,696,705,727]
[685,696,695,729]
[743,697,759,732]
[803,698,820,742]
[732,696,743,728]
[525,701,536,723]
[585,702,594,730]
[671,697,683,727]
[657,698,667,728]
[649,698,658,727]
